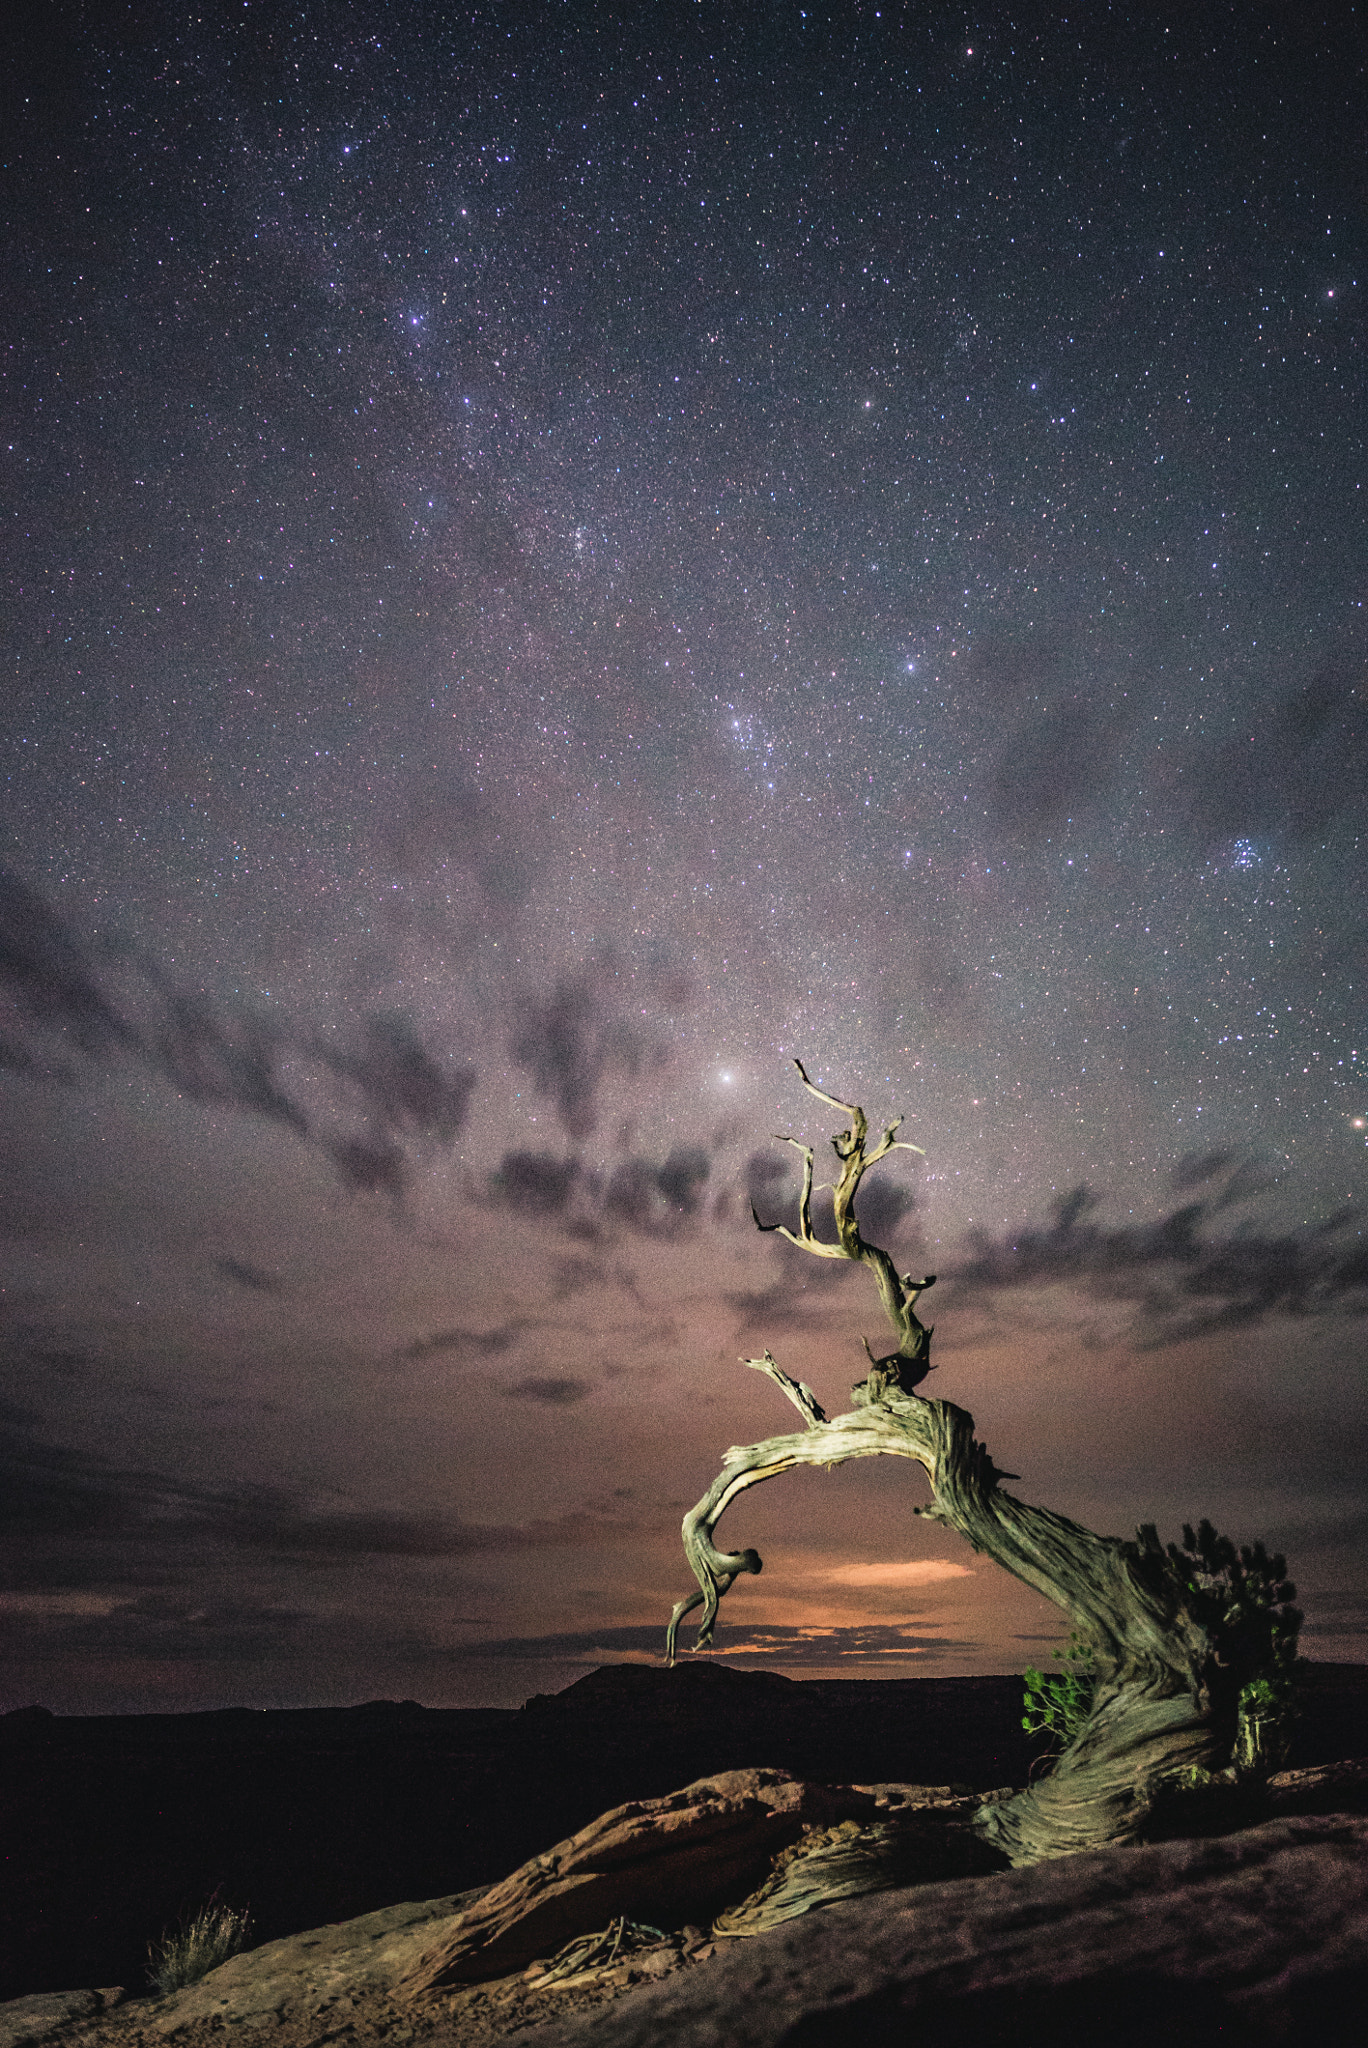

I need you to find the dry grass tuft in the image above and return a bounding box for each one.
[147,1896,254,1994]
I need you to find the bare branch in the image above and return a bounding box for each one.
[743,1350,827,1427]
[792,1056,860,1118]
[753,1061,937,1392]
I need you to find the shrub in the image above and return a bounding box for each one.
[1160,1517,1306,1773]
[146,1896,253,1994]
[1022,1629,1098,1754]
[1021,1519,1306,1780]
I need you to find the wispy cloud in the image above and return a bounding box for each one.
[1178,658,1368,842]
[509,974,667,1138]
[463,1621,978,1668]
[399,1320,531,1363]
[325,1135,409,1197]
[951,1175,1368,1342]
[493,1150,581,1215]
[984,673,1133,844]
[381,777,534,910]
[489,1145,714,1237]
[0,871,476,1197]
[315,1013,476,1144]
[820,1559,975,1588]
[156,990,308,1133]
[0,867,136,1055]
[213,1258,285,1294]
[503,1375,593,1406]
[0,1419,628,1591]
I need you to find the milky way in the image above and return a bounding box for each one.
[3,4,1366,1712]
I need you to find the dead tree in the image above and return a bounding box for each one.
[666,1062,1297,1867]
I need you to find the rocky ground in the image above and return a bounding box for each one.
[4,1757,1368,2048]
[526,1806,1368,2048]
[5,1663,1368,2048]
[0,1895,712,2048]
[1,1662,1057,2006]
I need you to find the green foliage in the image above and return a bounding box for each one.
[1160,1517,1303,1674]
[1159,1516,1306,1768]
[147,1896,253,1995]
[1021,1629,1098,1754]
[1126,1515,1305,1774]
[1234,1673,1301,1773]
[1022,1519,1306,1778]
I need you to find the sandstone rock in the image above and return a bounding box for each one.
[137,1890,484,2034]
[0,1989,123,2048]
[532,1810,1368,2047]
[1264,1752,1368,1815]
[396,1769,887,1993]
[9,1758,1368,2048]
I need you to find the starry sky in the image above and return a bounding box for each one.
[3,2,1367,1715]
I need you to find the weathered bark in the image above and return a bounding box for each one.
[666,1064,1258,1867]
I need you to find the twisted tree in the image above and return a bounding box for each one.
[666,1062,1302,1867]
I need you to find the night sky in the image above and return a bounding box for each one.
[4,2,1367,1715]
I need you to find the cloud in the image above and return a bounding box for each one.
[0,1587,318,1668]
[601,1157,656,1226]
[604,1147,710,1232]
[986,691,1129,843]
[318,1014,476,1143]
[310,1014,477,1198]
[494,1150,580,1215]
[509,974,663,1139]
[853,1175,921,1246]
[503,1375,593,1405]
[952,1174,1368,1343]
[383,778,534,908]
[0,1419,626,1590]
[215,1258,285,1294]
[723,1281,816,1330]
[655,1146,711,1214]
[400,1321,529,1363]
[745,1147,918,1254]
[740,1153,871,1300]
[1169,1149,1239,1193]
[492,1146,713,1237]
[466,1622,977,1668]
[745,1149,835,1241]
[14,1343,98,1379]
[745,1150,791,1214]
[1289,1585,1368,1647]
[156,1000,476,1185]
[723,1245,869,1332]
[0,872,476,1197]
[157,993,308,1133]
[0,1028,41,1075]
[0,867,134,1055]
[547,1254,615,1300]
[820,1559,975,1588]
[1179,656,1368,841]
[326,1136,408,1196]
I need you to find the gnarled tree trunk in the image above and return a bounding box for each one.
[666,1064,1253,1867]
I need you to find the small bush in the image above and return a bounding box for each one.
[147,1896,253,1994]
[1021,1520,1306,1785]
[1022,1629,1098,1755]
[1162,1517,1306,1774]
